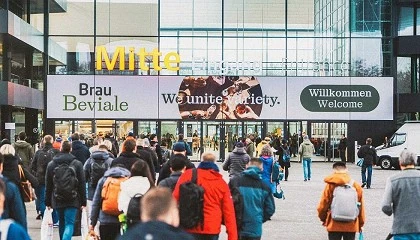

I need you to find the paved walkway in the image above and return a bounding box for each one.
[27,161,394,239]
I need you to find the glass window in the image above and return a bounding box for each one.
[398,7,414,36]
[49,0,94,35]
[97,0,158,36]
[397,57,411,94]
[389,133,406,147]
[351,38,386,76]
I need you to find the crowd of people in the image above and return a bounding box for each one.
[0,130,418,240]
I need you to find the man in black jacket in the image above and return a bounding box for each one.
[45,140,86,240]
[357,137,377,189]
[31,135,59,219]
[70,132,90,165]
[157,142,195,184]
[158,154,186,191]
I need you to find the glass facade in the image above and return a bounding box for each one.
[47,0,392,78]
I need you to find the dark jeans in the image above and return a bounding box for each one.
[192,233,219,240]
[35,185,46,213]
[339,150,346,161]
[56,207,78,240]
[361,165,373,188]
[99,223,121,240]
[328,232,355,240]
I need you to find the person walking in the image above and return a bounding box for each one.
[229,157,275,240]
[317,162,365,240]
[70,132,91,165]
[173,152,237,240]
[158,154,187,192]
[259,144,275,193]
[299,135,315,181]
[0,153,27,229]
[120,187,194,240]
[245,138,255,157]
[111,139,143,171]
[381,149,420,239]
[338,134,347,162]
[222,142,250,179]
[12,132,34,169]
[31,135,59,220]
[357,138,376,189]
[89,166,130,240]
[157,143,195,184]
[0,178,31,240]
[45,140,86,240]
[277,139,291,181]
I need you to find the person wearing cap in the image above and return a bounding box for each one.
[299,135,315,181]
[157,142,195,184]
[223,142,251,179]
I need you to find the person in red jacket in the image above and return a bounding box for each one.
[173,152,237,240]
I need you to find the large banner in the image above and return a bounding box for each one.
[47,75,393,120]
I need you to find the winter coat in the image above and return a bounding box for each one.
[317,172,365,233]
[173,163,238,240]
[256,140,268,156]
[135,148,156,181]
[299,139,315,159]
[2,155,38,190]
[120,221,194,240]
[71,140,91,165]
[118,176,151,214]
[111,152,143,171]
[141,147,159,172]
[158,172,182,192]
[222,147,251,178]
[0,219,31,240]
[157,154,195,184]
[90,167,131,226]
[260,156,274,191]
[45,152,86,209]
[12,141,33,169]
[0,176,27,229]
[246,142,255,157]
[31,143,58,185]
[277,145,291,168]
[229,166,275,238]
[357,145,377,166]
[382,168,420,235]
[83,150,114,200]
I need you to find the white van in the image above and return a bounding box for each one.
[375,122,420,169]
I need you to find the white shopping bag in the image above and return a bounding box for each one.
[81,208,89,240]
[40,208,53,240]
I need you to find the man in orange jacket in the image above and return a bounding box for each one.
[317,162,365,240]
[173,152,237,240]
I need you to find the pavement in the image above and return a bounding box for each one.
[27,160,396,239]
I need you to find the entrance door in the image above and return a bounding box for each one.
[225,122,242,153]
[287,121,307,159]
[203,121,221,160]
[183,121,201,161]
[161,121,178,150]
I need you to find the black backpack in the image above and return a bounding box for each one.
[53,160,78,202]
[179,168,205,229]
[126,193,143,228]
[36,149,57,182]
[90,158,109,187]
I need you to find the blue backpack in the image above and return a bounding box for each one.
[281,146,291,163]
[271,161,283,183]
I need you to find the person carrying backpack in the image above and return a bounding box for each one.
[89,166,130,240]
[277,139,291,181]
[118,160,154,228]
[173,152,237,240]
[158,154,187,192]
[83,144,114,226]
[317,162,365,240]
[229,157,275,240]
[31,135,59,220]
[357,138,377,189]
[45,140,86,240]
[0,178,31,240]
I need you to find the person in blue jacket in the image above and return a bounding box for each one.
[229,157,276,240]
[0,153,27,230]
[0,177,31,240]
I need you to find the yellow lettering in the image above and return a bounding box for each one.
[164,52,181,71]
[128,47,135,71]
[138,48,149,71]
[96,46,125,70]
[151,48,162,71]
